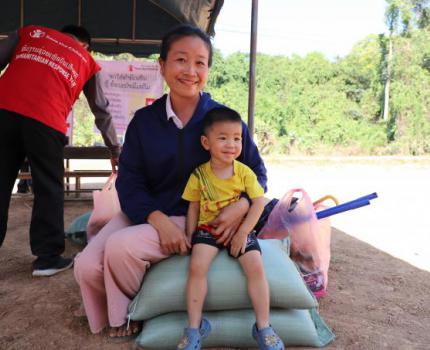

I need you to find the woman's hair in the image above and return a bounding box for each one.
[159,24,213,67]
[202,107,242,135]
[61,25,91,48]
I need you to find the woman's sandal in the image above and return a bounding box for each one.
[177,318,211,350]
[252,324,285,350]
[108,320,142,343]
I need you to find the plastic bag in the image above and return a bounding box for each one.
[259,189,334,297]
[86,174,121,241]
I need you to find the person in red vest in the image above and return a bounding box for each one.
[0,25,120,277]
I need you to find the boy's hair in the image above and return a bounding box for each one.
[160,24,213,67]
[61,25,91,47]
[203,107,242,135]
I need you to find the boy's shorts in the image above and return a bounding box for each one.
[191,227,261,259]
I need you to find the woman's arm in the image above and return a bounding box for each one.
[116,116,164,224]
[118,118,191,255]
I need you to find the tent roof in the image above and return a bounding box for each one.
[0,0,224,56]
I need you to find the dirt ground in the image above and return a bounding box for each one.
[1,196,430,350]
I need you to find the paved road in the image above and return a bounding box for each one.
[16,156,430,271]
[265,157,430,272]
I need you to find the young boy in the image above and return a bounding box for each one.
[177,107,284,350]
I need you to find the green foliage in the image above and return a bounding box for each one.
[388,30,430,153]
[205,46,390,155]
[386,0,430,34]
[71,2,430,156]
[72,94,103,146]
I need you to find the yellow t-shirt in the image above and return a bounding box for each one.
[182,160,264,226]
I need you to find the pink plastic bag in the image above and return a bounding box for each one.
[259,189,333,297]
[86,174,121,241]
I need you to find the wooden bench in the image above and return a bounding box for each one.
[63,146,112,197]
[17,146,113,197]
[64,169,112,195]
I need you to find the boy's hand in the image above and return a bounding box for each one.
[229,231,248,258]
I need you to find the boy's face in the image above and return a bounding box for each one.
[201,121,242,164]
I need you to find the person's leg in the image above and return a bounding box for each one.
[0,110,25,247]
[21,117,68,269]
[236,235,284,349]
[102,216,185,336]
[238,250,270,329]
[74,211,133,334]
[187,243,218,328]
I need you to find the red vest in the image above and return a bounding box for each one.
[0,25,100,134]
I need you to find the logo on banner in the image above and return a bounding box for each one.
[30,29,46,38]
[145,98,156,105]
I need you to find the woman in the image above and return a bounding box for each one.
[74,24,267,339]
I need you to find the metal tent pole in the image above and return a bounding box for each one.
[247,0,258,138]
[20,0,24,27]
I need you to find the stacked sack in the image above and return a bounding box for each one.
[128,239,334,349]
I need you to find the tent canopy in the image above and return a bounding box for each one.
[0,0,224,56]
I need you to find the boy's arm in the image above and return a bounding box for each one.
[186,201,200,239]
[236,196,265,236]
[229,196,265,257]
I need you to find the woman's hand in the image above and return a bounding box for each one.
[148,211,190,255]
[208,198,249,246]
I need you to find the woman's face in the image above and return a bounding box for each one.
[159,36,210,100]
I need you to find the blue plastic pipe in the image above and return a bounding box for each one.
[316,193,377,220]
[353,192,378,202]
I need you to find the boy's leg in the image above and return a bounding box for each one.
[238,250,270,329]
[236,235,285,349]
[187,243,218,328]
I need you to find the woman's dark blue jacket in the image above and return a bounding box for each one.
[116,93,268,224]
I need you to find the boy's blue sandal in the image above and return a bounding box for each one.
[177,318,211,350]
[252,324,285,350]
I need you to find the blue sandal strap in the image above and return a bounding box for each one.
[252,323,285,350]
[177,318,211,350]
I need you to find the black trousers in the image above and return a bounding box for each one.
[0,109,66,260]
